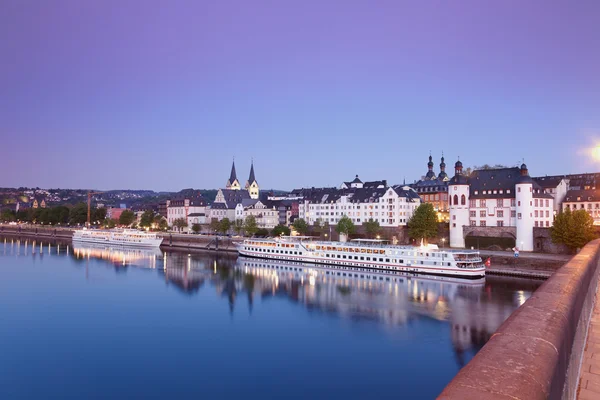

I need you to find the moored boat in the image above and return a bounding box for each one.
[237,236,485,278]
[72,228,163,248]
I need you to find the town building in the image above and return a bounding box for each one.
[448,161,554,251]
[295,176,422,227]
[411,155,450,222]
[167,195,207,232]
[32,196,46,209]
[158,200,170,219]
[562,189,600,225]
[532,176,569,214]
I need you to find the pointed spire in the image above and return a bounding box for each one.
[229,158,237,183]
[248,159,256,183]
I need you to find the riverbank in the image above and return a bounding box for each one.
[0,224,570,277]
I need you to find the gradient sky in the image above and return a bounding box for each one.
[1,0,599,191]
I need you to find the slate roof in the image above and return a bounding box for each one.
[533,176,564,189]
[228,161,238,183]
[248,162,256,184]
[351,175,362,184]
[465,168,552,199]
[564,189,600,203]
[412,178,448,192]
[220,189,251,205]
[188,213,205,217]
[292,184,419,204]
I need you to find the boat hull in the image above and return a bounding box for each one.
[72,236,163,248]
[238,249,485,279]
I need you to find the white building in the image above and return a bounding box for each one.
[296,176,422,227]
[448,162,554,251]
[167,195,207,232]
[533,176,569,214]
[562,189,600,225]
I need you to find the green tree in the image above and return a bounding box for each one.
[335,215,356,236]
[172,217,188,231]
[0,209,15,222]
[191,223,201,234]
[158,218,169,231]
[363,218,381,238]
[119,210,136,226]
[408,203,438,242]
[69,203,88,225]
[93,207,107,223]
[233,219,244,236]
[104,218,117,229]
[255,228,269,237]
[209,219,220,233]
[551,208,596,253]
[272,224,291,237]
[139,210,155,229]
[243,215,258,237]
[218,218,232,235]
[292,218,309,235]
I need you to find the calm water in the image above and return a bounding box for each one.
[0,237,542,400]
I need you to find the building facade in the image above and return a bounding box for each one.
[411,155,450,222]
[562,189,600,225]
[296,176,422,227]
[167,195,207,232]
[449,161,554,251]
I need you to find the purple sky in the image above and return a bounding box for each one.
[1,0,599,191]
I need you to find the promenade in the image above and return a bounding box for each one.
[577,287,600,399]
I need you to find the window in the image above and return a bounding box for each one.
[546,221,550,227]
[470,211,476,217]
[470,220,476,226]
[470,199,476,208]
[518,213,522,219]
[497,199,503,207]
[480,220,486,227]
[497,221,504,227]
[460,195,466,205]
[480,210,485,217]
[511,210,516,218]
[453,195,458,205]
[535,221,538,227]
[497,210,504,217]
[535,199,539,207]
[518,187,521,193]
[546,199,549,207]
[534,210,538,217]
[511,199,516,207]
[480,199,486,208]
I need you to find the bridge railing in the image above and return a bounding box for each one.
[438,239,600,400]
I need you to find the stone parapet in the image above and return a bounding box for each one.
[439,239,600,399]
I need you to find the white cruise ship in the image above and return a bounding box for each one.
[238,237,485,278]
[72,228,163,248]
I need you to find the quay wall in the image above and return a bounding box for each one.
[438,239,600,400]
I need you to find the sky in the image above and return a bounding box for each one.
[1,0,599,191]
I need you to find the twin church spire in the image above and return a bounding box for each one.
[226,158,259,199]
[424,152,449,182]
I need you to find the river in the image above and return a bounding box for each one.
[0,236,542,399]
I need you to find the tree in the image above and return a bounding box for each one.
[158,219,168,231]
[243,215,258,237]
[255,228,269,237]
[139,210,155,229]
[119,210,136,226]
[69,203,88,225]
[233,219,244,236]
[218,218,232,235]
[272,224,291,237]
[191,223,201,234]
[292,218,309,235]
[173,218,188,231]
[335,215,356,236]
[408,203,438,242]
[0,209,15,222]
[551,208,596,253]
[104,218,117,229]
[363,218,381,238]
[209,219,220,233]
[93,207,107,223]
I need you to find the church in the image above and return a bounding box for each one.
[411,154,450,222]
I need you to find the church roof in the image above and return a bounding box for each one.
[248,162,256,184]
[229,161,238,183]
[351,175,362,184]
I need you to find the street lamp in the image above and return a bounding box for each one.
[442,238,445,248]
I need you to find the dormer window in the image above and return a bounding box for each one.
[474,190,478,195]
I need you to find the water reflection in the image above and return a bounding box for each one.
[0,237,542,368]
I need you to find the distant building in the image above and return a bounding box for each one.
[158,200,170,218]
[532,176,569,214]
[167,195,207,232]
[448,161,554,251]
[107,207,126,221]
[295,176,422,227]
[562,189,600,225]
[32,197,46,209]
[411,154,450,222]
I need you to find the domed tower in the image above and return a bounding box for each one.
[425,155,436,180]
[438,155,449,181]
[449,159,469,248]
[245,160,260,199]
[515,163,534,251]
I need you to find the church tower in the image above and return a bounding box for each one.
[245,160,260,199]
[425,154,436,180]
[438,155,449,181]
[226,159,241,190]
[449,159,469,248]
[515,163,534,251]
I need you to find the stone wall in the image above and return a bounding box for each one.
[438,239,600,400]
